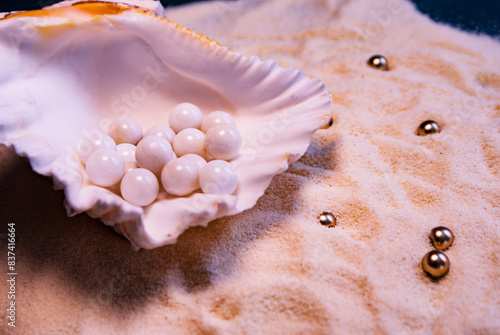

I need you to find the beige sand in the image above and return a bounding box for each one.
[1,0,500,333]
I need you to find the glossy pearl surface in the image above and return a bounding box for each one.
[161,158,199,196]
[135,136,174,173]
[144,125,176,144]
[169,103,203,133]
[199,160,238,195]
[121,168,159,207]
[86,148,125,187]
[124,161,138,173]
[182,154,206,189]
[318,212,336,227]
[417,120,441,136]
[367,55,389,71]
[201,111,236,133]
[108,117,143,144]
[78,132,116,164]
[422,250,450,279]
[182,154,207,172]
[116,143,136,163]
[173,128,205,157]
[429,226,454,251]
[205,124,242,160]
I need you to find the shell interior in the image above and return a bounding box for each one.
[0,0,332,249]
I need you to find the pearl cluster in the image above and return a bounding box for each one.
[77,103,242,207]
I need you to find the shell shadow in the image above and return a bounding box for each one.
[0,144,333,315]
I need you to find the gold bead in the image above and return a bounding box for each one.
[318,212,336,227]
[417,120,441,136]
[429,226,454,251]
[321,115,334,129]
[422,250,450,279]
[367,55,389,71]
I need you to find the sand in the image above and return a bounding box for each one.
[1,0,500,334]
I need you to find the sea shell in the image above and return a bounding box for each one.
[0,0,332,249]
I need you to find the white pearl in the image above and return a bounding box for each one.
[86,149,125,187]
[161,158,199,196]
[173,128,205,157]
[180,154,206,189]
[108,117,143,145]
[116,143,136,163]
[135,136,174,173]
[169,103,203,133]
[181,154,207,172]
[201,111,235,133]
[125,161,138,173]
[199,160,238,195]
[205,124,242,160]
[121,168,159,207]
[77,132,116,164]
[144,125,176,144]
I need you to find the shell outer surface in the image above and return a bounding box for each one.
[0,0,332,249]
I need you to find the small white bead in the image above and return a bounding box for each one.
[135,136,174,173]
[116,143,136,163]
[181,154,207,172]
[108,117,143,145]
[173,128,205,157]
[144,125,176,144]
[86,149,125,187]
[199,160,238,195]
[169,103,203,133]
[124,161,138,173]
[161,158,199,196]
[180,154,206,189]
[121,168,159,207]
[205,124,242,160]
[77,132,116,164]
[201,111,235,133]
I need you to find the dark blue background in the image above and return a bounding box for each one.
[1,0,499,37]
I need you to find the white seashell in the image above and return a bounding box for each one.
[0,0,332,249]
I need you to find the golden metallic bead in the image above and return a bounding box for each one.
[417,120,441,136]
[429,226,454,251]
[318,212,336,227]
[321,115,334,129]
[422,250,450,279]
[367,55,389,71]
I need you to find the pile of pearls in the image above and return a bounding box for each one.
[77,103,242,207]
